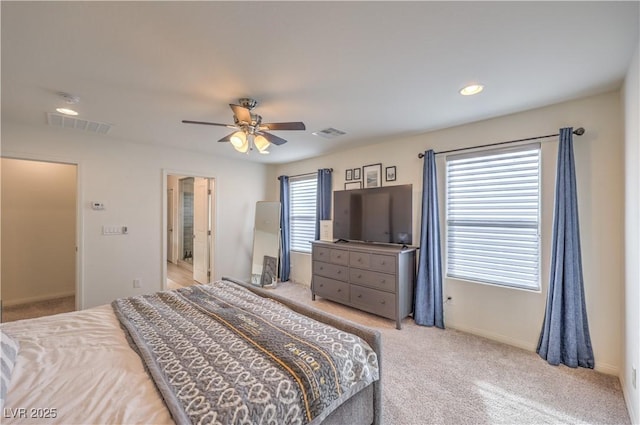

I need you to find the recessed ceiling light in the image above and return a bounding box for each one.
[56,107,79,116]
[460,84,484,96]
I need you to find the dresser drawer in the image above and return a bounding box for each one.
[329,249,349,265]
[313,246,332,262]
[350,285,396,319]
[313,276,349,303]
[349,251,371,268]
[349,268,395,293]
[313,261,348,282]
[371,254,396,274]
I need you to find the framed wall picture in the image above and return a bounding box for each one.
[353,167,361,180]
[345,181,362,190]
[363,163,382,188]
[385,166,397,182]
[345,169,353,181]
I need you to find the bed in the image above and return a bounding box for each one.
[1,278,382,425]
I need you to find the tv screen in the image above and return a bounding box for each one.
[333,184,412,245]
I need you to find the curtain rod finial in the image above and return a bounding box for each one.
[574,127,585,136]
[418,152,425,159]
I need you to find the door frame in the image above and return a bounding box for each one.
[0,152,83,311]
[167,187,174,264]
[162,169,216,289]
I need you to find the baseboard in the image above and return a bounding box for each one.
[3,291,75,307]
[620,376,638,424]
[446,322,619,375]
[595,362,620,376]
[446,322,537,352]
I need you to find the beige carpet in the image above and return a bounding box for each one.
[2,296,75,323]
[1,283,629,424]
[271,280,630,425]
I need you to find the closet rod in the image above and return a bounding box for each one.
[417,127,585,158]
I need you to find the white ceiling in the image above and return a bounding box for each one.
[2,1,638,164]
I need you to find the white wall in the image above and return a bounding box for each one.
[275,91,625,376]
[623,40,640,424]
[1,122,269,308]
[1,158,76,305]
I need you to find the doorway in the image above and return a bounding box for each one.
[1,158,78,322]
[165,174,215,289]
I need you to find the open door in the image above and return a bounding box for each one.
[193,177,211,283]
[167,188,174,263]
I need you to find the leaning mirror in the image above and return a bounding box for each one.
[251,201,280,287]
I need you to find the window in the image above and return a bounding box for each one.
[445,144,541,290]
[290,174,317,253]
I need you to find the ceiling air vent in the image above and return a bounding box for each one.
[312,127,346,139]
[47,113,112,134]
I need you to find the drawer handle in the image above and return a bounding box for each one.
[357,274,362,279]
[357,258,362,262]
[337,289,342,292]
[357,294,362,298]
[320,283,324,287]
[380,300,386,305]
[337,270,342,274]
[381,279,386,284]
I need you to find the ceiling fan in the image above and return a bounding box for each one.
[182,98,305,154]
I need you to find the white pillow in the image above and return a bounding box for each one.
[1,330,20,410]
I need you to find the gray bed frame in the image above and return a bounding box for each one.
[223,277,383,425]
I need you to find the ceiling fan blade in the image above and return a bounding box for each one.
[217,132,236,143]
[261,121,306,131]
[229,104,252,124]
[182,120,231,127]
[260,131,288,146]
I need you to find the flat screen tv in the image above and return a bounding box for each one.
[333,184,412,245]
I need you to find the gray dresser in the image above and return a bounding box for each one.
[310,240,416,329]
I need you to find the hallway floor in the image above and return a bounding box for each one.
[167,261,197,290]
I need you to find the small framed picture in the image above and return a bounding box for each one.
[363,163,382,188]
[344,181,362,190]
[353,167,361,180]
[385,166,397,182]
[345,169,353,181]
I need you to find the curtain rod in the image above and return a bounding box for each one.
[417,127,586,158]
[279,168,333,179]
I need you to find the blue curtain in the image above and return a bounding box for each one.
[414,150,444,329]
[315,168,333,240]
[537,127,594,368]
[278,175,291,282]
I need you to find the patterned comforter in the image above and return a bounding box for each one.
[112,280,379,425]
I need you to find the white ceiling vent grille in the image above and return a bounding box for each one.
[47,113,112,134]
[312,127,346,139]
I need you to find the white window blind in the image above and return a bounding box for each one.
[290,174,317,253]
[446,144,541,290]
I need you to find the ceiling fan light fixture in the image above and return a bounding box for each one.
[230,131,249,152]
[183,98,304,155]
[230,131,246,148]
[234,139,249,153]
[254,135,271,153]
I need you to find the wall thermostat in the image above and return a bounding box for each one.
[91,201,105,210]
